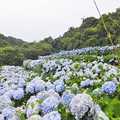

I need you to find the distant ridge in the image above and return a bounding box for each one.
[0,33,26,47]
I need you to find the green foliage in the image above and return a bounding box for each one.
[0,41,53,66]
[34,63,44,76]
[25,78,32,82]
[42,8,120,52]
[0,46,25,66]
[103,55,114,63]
[0,8,120,62]
[31,102,35,109]
[58,103,75,120]
[0,33,25,47]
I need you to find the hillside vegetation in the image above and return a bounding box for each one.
[0,8,120,66]
[0,33,26,47]
[44,8,120,52]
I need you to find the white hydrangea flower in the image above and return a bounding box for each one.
[27,115,42,120]
[70,94,94,119]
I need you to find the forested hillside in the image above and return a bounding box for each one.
[0,33,26,47]
[0,8,120,66]
[42,7,120,52]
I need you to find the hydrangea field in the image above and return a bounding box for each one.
[1,45,120,120]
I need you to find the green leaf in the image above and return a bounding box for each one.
[31,102,35,109]
[67,113,76,120]
[11,101,15,107]
[31,113,38,115]
[20,113,26,120]
[61,114,67,120]
[36,100,42,104]
[15,113,20,117]
[18,109,21,115]
[58,103,64,110]
[99,117,104,120]
[103,100,108,105]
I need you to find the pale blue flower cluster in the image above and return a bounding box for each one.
[42,111,61,120]
[61,90,75,106]
[54,79,64,87]
[23,59,43,69]
[80,79,90,87]
[56,85,65,92]
[70,94,94,119]
[26,77,46,93]
[0,88,7,96]
[41,96,60,114]
[0,114,4,120]
[4,89,14,99]
[2,107,15,119]
[0,96,12,110]
[26,82,35,94]
[102,81,116,95]
[45,82,55,90]
[26,96,40,118]
[54,79,65,92]
[27,104,40,118]
[42,59,72,74]
[37,89,60,102]
[13,88,24,100]
[35,80,46,92]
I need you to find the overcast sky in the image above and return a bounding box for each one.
[0,0,120,42]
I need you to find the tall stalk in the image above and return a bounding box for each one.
[93,0,120,66]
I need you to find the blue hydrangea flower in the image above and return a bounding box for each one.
[27,100,40,118]
[56,85,64,92]
[61,91,75,106]
[27,96,37,105]
[26,83,35,94]
[41,96,60,114]
[95,68,101,74]
[27,115,42,120]
[2,107,15,119]
[60,75,70,81]
[53,72,61,79]
[3,89,14,99]
[42,111,61,120]
[11,84,18,90]
[35,80,46,92]
[17,79,26,88]
[37,91,48,101]
[0,95,12,110]
[13,88,24,100]
[54,79,64,87]
[80,79,90,87]
[93,88,102,94]
[46,82,55,90]
[102,81,116,95]
[7,115,19,120]
[0,88,7,96]
[0,114,4,120]
[70,94,94,119]
[37,89,60,101]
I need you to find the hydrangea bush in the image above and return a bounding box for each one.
[0,45,120,119]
